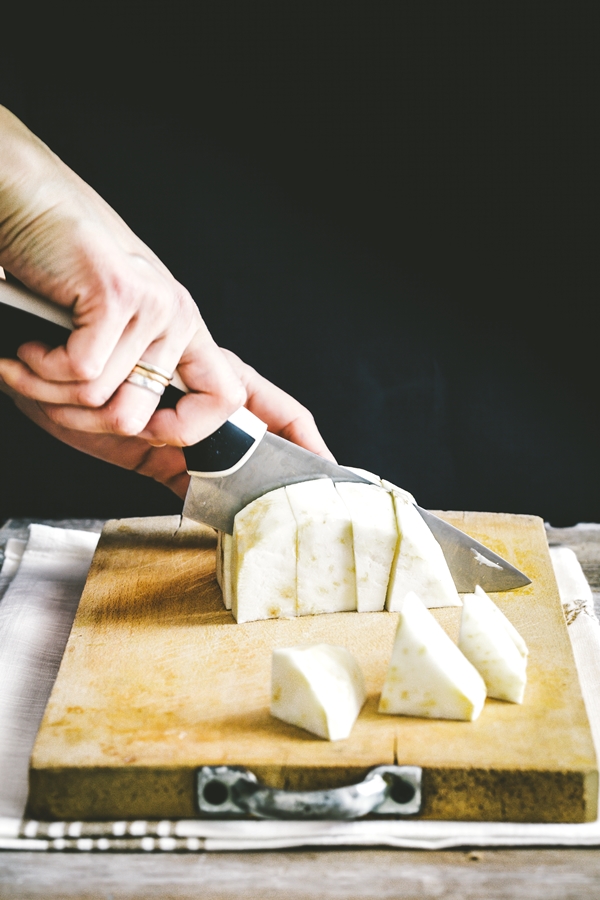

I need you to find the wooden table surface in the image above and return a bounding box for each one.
[1,518,599,899]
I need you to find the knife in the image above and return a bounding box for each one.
[0,277,530,592]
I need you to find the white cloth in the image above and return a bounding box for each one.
[0,525,99,819]
[0,538,26,602]
[0,527,599,851]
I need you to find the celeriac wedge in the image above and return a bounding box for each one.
[459,586,527,703]
[385,491,462,609]
[336,482,398,612]
[286,479,356,615]
[215,531,234,610]
[232,487,297,624]
[469,584,528,658]
[215,530,223,590]
[271,644,366,740]
[379,591,486,721]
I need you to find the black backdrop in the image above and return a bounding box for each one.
[0,2,598,526]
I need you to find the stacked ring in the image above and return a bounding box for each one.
[126,360,173,396]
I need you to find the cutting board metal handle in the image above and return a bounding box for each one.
[196,764,422,819]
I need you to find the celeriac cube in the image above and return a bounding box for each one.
[232,487,297,624]
[379,591,486,721]
[336,482,398,612]
[459,586,527,703]
[271,644,366,740]
[285,479,356,615]
[386,492,462,609]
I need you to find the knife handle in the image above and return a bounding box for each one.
[0,278,268,477]
[160,385,267,476]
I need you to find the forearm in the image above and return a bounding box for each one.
[0,106,162,290]
[0,106,63,271]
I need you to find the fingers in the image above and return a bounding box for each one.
[11,332,244,443]
[0,343,174,438]
[5,387,191,499]
[0,278,218,438]
[221,348,336,461]
[139,336,247,445]
[3,327,183,435]
[14,249,188,385]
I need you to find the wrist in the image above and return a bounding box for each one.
[0,107,62,264]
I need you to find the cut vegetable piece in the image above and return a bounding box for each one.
[379,592,486,721]
[336,482,397,612]
[215,530,223,590]
[380,478,416,505]
[221,532,234,611]
[459,587,528,703]
[471,585,528,658]
[271,644,366,740]
[343,466,382,485]
[232,487,297,624]
[285,479,356,615]
[386,492,461,609]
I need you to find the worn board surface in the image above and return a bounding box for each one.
[28,512,597,822]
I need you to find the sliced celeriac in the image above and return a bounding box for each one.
[285,479,356,615]
[459,586,527,703]
[385,491,462,610]
[335,482,398,612]
[215,530,223,590]
[379,591,486,721]
[215,530,234,610]
[469,584,528,659]
[231,487,297,624]
[380,478,417,505]
[271,644,367,740]
[343,466,382,485]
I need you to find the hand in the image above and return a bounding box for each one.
[217,349,335,460]
[0,106,245,446]
[0,352,334,498]
[0,380,191,499]
[0,106,334,469]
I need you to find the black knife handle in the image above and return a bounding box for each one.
[0,294,263,476]
[0,300,71,358]
[159,384,256,473]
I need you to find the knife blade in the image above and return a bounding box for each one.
[0,277,531,592]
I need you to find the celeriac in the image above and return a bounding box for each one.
[335,482,397,612]
[379,591,486,721]
[232,486,297,624]
[285,479,357,615]
[385,491,462,610]
[458,586,527,703]
[271,644,367,740]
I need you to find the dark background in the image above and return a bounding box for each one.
[0,2,598,526]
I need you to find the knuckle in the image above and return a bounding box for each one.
[8,371,32,396]
[280,409,317,444]
[42,403,66,426]
[222,382,247,415]
[298,407,316,427]
[69,357,104,381]
[105,406,148,436]
[76,382,112,408]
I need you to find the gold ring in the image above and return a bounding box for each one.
[125,360,173,396]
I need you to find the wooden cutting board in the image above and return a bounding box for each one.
[28,511,598,823]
